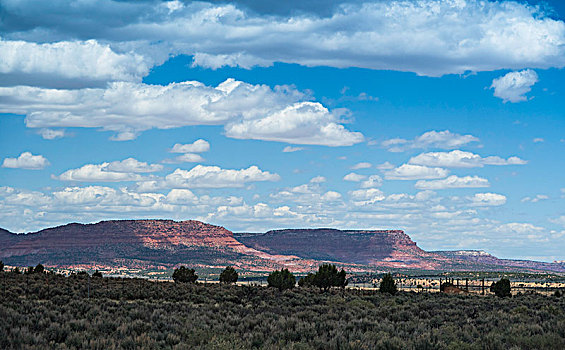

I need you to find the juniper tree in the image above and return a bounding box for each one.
[309,264,348,292]
[490,278,511,297]
[267,269,295,291]
[379,273,397,295]
[172,266,198,283]
[298,273,316,287]
[34,263,45,274]
[219,266,238,284]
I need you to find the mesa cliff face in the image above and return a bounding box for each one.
[0,220,316,272]
[1,220,564,274]
[235,229,446,269]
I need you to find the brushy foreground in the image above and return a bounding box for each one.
[0,272,564,349]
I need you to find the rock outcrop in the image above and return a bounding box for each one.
[235,229,448,269]
[1,220,564,274]
[0,220,315,272]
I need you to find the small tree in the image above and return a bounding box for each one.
[310,264,348,291]
[219,266,238,284]
[298,273,316,287]
[34,263,45,274]
[267,268,295,291]
[25,266,34,275]
[379,273,397,295]
[0,260,4,272]
[490,278,511,297]
[13,266,20,274]
[92,270,103,278]
[172,266,198,283]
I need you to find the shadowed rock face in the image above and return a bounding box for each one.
[235,229,433,265]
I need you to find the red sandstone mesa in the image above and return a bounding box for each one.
[1,220,564,274]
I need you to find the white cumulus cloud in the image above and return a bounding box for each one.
[415,175,490,190]
[2,152,50,170]
[39,129,66,140]
[351,162,372,170]
[496,222,544,234]
[360,175,383,188]
[163,165,280,188]
[384,164,449,180]
[0,79,362,145]
[343,172,366,182]
[0,39,150,87]
[349,188,386,205]
[469,193,507,206]
[491,69,539,103]
[57,163,148,182]
[224,102,364,146]
[171,139,210,153]
[163,153,206,164]
[409,150,527,168]
[104,158,163,173]
[382,130,479,152]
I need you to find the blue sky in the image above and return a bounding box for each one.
[0,0,564,261]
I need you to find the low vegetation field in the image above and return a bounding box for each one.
[1,271,564,349]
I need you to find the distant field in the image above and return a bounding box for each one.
[1,271,564,349]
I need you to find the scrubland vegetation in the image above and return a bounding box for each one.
[1,266,564,350]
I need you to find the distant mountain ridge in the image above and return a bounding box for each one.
[432,250,565,273]
[1,220,564,274]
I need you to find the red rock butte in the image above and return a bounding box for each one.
[1,219,564,273]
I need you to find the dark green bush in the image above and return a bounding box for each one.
[490,278,512,297]
[306,264,348,291]
[171,266,198,283]
[219,266,238,284]
[34,263,45,274]
[267,268,295,291]
[379,273,397,295]
[298,273,315,287]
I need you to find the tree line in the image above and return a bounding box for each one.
[0,260,539,298]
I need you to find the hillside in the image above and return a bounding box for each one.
[433,250,565,273]
[235,229,449,270]
[0,220,315,272]
[1,220,564,274]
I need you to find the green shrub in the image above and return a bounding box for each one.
[308,264,348,291]
[267,269,295,291]
[298,273,315,287]
[379,273,397,295]
[172,266,198,283]
[490,278,511,297]
[34,263,45,274]
[219,266,238,284]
